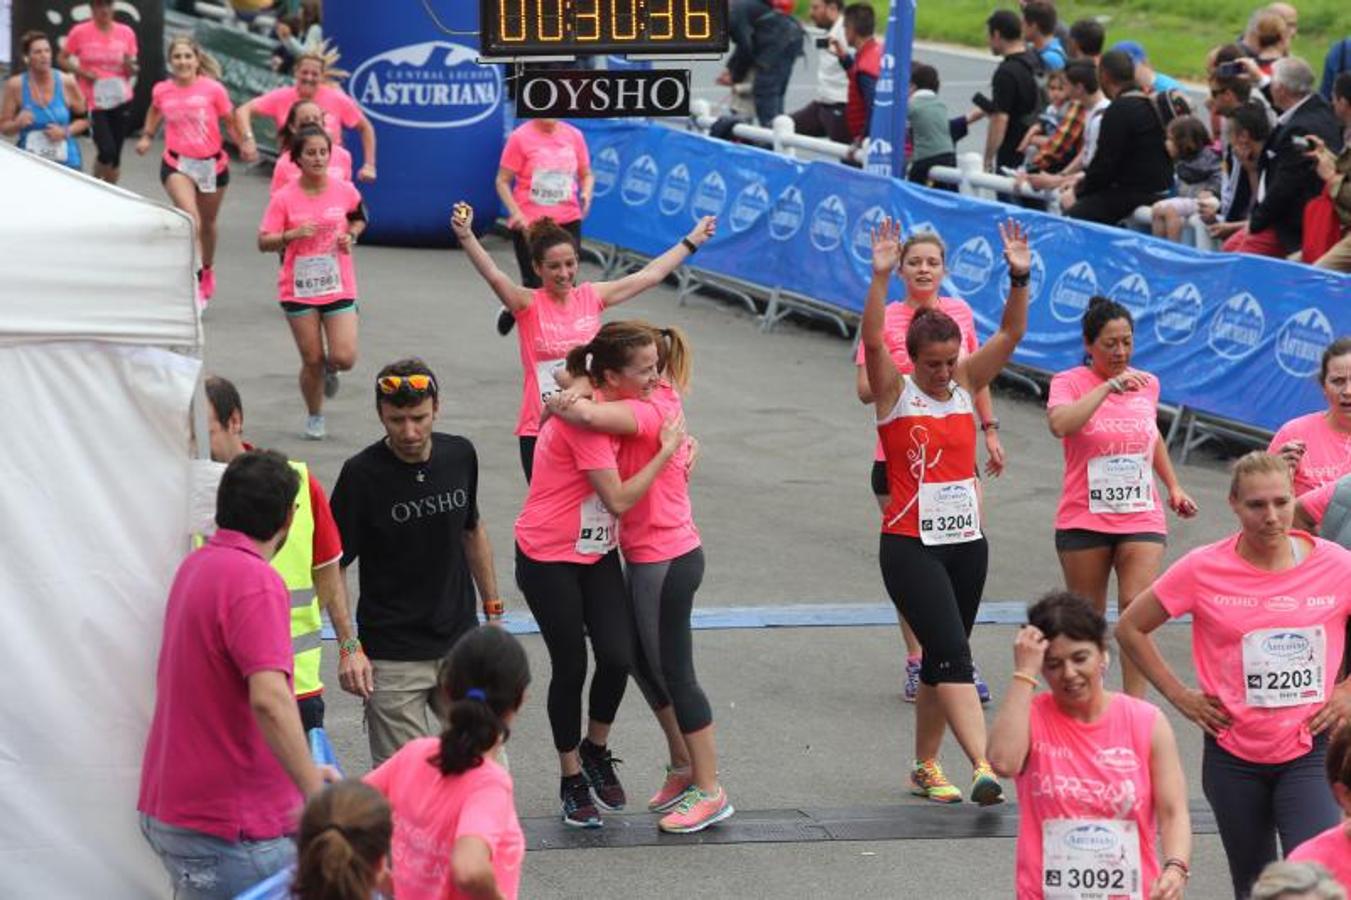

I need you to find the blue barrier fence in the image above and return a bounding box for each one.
[579,120,1350,433]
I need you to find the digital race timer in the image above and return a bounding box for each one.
[479,0,729,58]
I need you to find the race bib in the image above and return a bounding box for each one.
[918,478,981,546]
[535,358,565,403]
[1042,819,1142,900]
[530,169,572,206]
[1087,454,1152,514]
[176,155,218,193]
[575,494,617,555]
[93,76,130,110]
[293,255,342,299]
[1242,626,1325,708]
[23,129,67,162]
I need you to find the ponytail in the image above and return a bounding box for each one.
[526,216,578,263]
[293,781,391,900]
[562,320,689,389]
[434,627,530,776]
[657,326,693,393]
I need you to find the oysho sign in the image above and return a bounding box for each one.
[350,41,502,129]
[516,69,691,119]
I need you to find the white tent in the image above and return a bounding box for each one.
[0,142,200,897]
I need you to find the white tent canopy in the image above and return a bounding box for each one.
[0,142,200,898]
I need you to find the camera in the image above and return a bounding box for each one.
[1216,61,1245,77]
[1292,136,1312,151]
[815,36,830,49]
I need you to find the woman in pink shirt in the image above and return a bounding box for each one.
[1118,452,1351,898]
[514,323,686,829]
[545,322,733,834]
[59,0,137,184]
[259,124,366,441]
[450,202,715,482]
[493,118,594,337]
[988,592,1191,900]
[292,780,393,899]
[854,230,1005,704]
[270,100,353,193]
[1269,338,1351,497]
[365,625,531,900]
[135,36,242,305]
[1288,725,1351,890]
[238,52,376,182]
[1048,296,1197,697]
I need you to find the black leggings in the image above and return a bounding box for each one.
[91,102,133,167]
[879,533,988,685]
[516,545,632,752]
[1202,733,1341,898]
[627,547,712,734]
[518,436,537,483]
[511,218,582,288]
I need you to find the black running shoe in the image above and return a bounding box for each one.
[561,773,601,828]
[496,307,516,336]
[579,738,627,811]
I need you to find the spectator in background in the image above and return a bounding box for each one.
[1321,36,1351,101]
[271,0,322,75]
[983,9,1042,174]
[1016,69,1071,163]
[834,3,881,144]
[1224,56,1343,257]
[1067,18,1105,63]
[1023,1,1066,71]
[1111,40,1182,94]
[790,0,850,143]
[1151,115,1223,241]
[1013,61,1105,197]
[1206,100,1272,244]
[1064,49,1172,224]
[1242,9,1291,74]
[719,0,804,126]
[1304,74,1351,271]
[907,63,957,190]
[1031,62,1091,173]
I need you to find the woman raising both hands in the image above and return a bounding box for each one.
[863,216,1031,806]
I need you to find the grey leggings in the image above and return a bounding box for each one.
[626,547,713,734]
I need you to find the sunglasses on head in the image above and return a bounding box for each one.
[377,374,436,395]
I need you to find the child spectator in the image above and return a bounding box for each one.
[1016,69,1070,162]
[293,781,393,900]
[907,62,957,191]
[1151,115,1222,241]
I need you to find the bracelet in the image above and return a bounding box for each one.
[1163,859,1190,879]
[1011,671,1039,689]
[981,419,1000,432]
[1107,377,1124,393]
[243,133,256,142]
[338,637,362,658]
[1008,269,1031,287]
[681,237,699,254]
[483,598,505,618]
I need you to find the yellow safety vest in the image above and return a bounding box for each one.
[271,460,323,698]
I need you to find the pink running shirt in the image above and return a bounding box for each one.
[1268,412,1351,496]
[1288,824,1351,888]
[259,178,363,304]
[500,121,590,225]
[270,143,353,192]
[152,77,232,170]
[513,283,605,437]
[365,738,524,900]
[1298,478,1340,527]
[1015,692,1161,900]
[64,21,137,109]
[514,416,621,564]
[1048,366,1166,534]
[1150,533,1351,764]
[252,84,362,145]
[617,381,700,563]
[855,298,980,463]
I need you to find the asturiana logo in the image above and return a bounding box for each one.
[1064,824,1120,853]
[1107,273,1151,320]
[621,154,658,207]
[1050,261,1099,323]
[691,170,727,220]
[658,163,691,216]
[1208,292,1265,360]
[351,41,500,129]
[770,185,805,241]
[591,146,620,197]
[851,206,891,265]
[873,54,896,108]
[948,236,994,296]
[1260,632,1312,659]
[1275,308,1334,378]
[865,139,894,177]
[1094,747,1140,772]
[729,181,770,233]
[1153,283,1202,345]
[809,195,847,252]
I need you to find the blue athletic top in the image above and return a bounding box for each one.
[18,73,82,169]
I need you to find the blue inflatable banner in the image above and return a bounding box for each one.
[864,0,915,178]
[579,121,1350,432]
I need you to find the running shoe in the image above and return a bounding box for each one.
[323,368,340,399]
[579,738,626,811]
[304,414,326,440]
[974,665,991,704]
[496,307,516,336]
[561,774,602,828]
[658,786,735,834]
[199,266,216,301]
[909,759,962,804]
[648,766,695,813]
[903,655,922,703]
[970,761,1005,806]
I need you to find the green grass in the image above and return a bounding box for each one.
[808,0,1350,82]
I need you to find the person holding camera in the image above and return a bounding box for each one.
[1302,73,1351,270]
[789,0,850,144]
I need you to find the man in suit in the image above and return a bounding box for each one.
[1224,56,1344,257]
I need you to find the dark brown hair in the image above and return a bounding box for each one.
[904,308,961,360]
[1027,591,1108,650]
[435,626,530,775]
[20,30,50,56]
[1319,337,1351,383]
[526,216,578,263]
[565,320,693,392]
[288,123,332,166]
[293,781,392,900]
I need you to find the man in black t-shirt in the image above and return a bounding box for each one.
[984,9,1042,173]
[330,358,503,766]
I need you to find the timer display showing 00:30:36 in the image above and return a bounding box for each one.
[480,0,729,56]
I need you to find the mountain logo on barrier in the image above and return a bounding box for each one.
[865,139,894,177]
[1152,283,1203,345]
[592,147,621,198]
[1050,261,1099,323]
[874,53,896,109]
[621,154,659,207]
[350,41,501,129]
[851,206,891,265]
[1208,292,1265,360]
[659,163,691,216]
[1107,273,1151,320]
[730,181,771,233]
[1275,308,1334,378]
[810,195,848,252]
[770,186,805,241]
[691,171,728,221]
[999,250,1045,303]
[949,236,994,296]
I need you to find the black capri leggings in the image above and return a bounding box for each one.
[519,436,537,483]
[516,545,632,752]
[92,102,133,168]
[879,533,988,685]
[627,547,712,734]
[1202,733,1341,899]
[511,218,582,288]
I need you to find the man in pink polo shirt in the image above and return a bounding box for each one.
[138,450,336,899]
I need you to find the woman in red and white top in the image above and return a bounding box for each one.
[514,325,685,829]
[862,216,1031,806]
[1269,337,1351,497]
[135,36,241,305]
[270,99,353,193]
[258,124,366,442]
[854,230,1005,704]
[1117,452,1351,899]
[450,202,715,482]
[1047,295,1197,697]
[238,51,376,181]
[987,591,1191,900]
